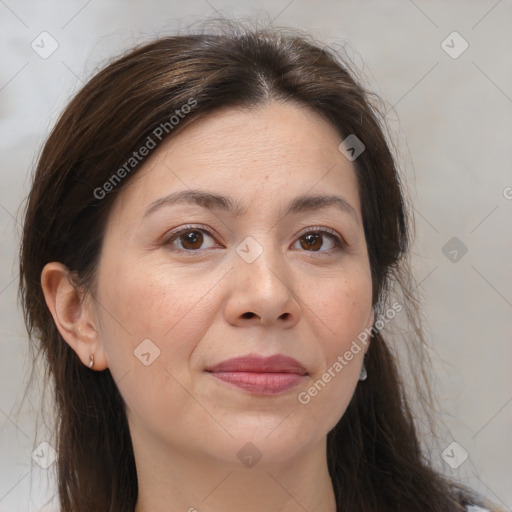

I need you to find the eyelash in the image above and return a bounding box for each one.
[162,224,347,255]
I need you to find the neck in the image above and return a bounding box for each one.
[133,435,337,512]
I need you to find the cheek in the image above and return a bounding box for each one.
[100,255,218,336]
[297,274,372,429]
[95,258,212,378]
[307,271,373,346]
[94,260,219,429]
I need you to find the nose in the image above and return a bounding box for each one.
[224,237,302,328]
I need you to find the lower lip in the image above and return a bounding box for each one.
[208,371,305,395]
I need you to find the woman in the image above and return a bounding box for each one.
[18,20,500,512]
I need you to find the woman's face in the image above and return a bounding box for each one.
[93,101,374,466]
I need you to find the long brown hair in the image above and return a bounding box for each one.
[18,19,496,512]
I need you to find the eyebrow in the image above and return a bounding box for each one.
[142,189,359,225]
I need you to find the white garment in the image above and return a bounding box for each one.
[466,506,489,512]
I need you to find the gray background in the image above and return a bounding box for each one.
[1,1,511,510]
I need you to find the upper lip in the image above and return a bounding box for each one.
[206,355,308,375]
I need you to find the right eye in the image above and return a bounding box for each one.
[163,225,220,253]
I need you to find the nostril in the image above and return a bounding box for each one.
[242,312,256,319]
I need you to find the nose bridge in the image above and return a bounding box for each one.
[236,231,277,275]
[233,233,295,303]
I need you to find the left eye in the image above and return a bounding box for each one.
[164,227,343,253]
[292,229,343,252]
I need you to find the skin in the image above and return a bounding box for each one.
[41,101,375,512]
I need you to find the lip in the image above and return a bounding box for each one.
[205,355,308,396]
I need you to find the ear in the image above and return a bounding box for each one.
[367,307,375,330]
[40,262,108,371]
[363,306,375,355]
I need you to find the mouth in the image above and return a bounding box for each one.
[205,354,308,396]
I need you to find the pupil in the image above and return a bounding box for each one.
[303,233,321,250]
[183,230,202,249]
[307,234,319,245]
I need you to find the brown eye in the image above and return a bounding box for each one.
[165,227,217,252]
[294,229,343,253]
[300,233,323,251]
[178,230,204,250]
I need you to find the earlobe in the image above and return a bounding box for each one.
[40,262,107,370]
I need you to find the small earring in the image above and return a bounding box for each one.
[359,360,367,381]
[88,353,94,369]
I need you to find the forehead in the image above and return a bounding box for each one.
[109,101,362,223]
[160,101,343,165]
